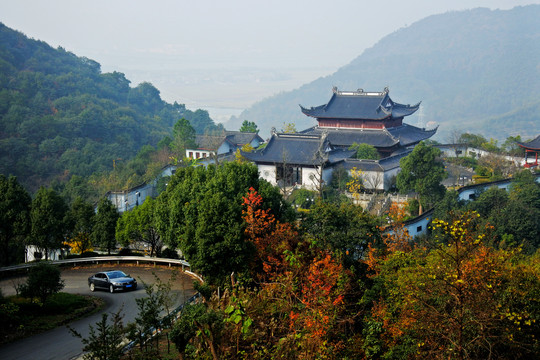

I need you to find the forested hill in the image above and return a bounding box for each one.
[230,5,540,141]
[0,23,221,193]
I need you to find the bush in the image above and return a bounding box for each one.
[45,292,89,314]
[79,251,99,258]
[117,248,133,256]
[19,262,65,302]
[407,199,420,217]
[160,248,179,259]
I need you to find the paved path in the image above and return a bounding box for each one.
[0,264,196,360]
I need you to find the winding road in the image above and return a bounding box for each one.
[0,264,196,360]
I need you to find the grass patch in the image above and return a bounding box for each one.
[0,292,104,345]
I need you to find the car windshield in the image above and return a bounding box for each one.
[107,271,127,279]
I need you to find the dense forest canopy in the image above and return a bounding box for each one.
[0,23,222,194]
[231,5,540,140]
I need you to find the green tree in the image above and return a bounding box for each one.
[0,175,31,266]
[92,198,119,254]
[239,120,258,133]
[127,280,164,356]
[171,118,197,157]
[159,162,290,286]
[349,142,379,160]
[64,197,95,254]
[30,187,68,259]
[433,190,465,221]
[116,197,162,256]
[458,132,488,149]
[19,262,65,302]
[69,309,125,360]
[301,201,382,267]
[170,303,223,360]
[396,142,446,213]
[501,135,523,156]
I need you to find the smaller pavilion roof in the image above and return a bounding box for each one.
[224,131,263,147]
[241,132,354,166]
[194,131,263,151]
[300,87,420,120]
[340,151,410,172]
[517,135,540,150]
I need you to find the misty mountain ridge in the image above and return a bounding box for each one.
[229,5,540,142]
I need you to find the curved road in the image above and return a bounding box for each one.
[0,264,196,360]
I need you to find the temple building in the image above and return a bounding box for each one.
[242,87,437,191]
[517,135,540,168]
[299,87,436,157]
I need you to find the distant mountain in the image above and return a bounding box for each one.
[230,5,540,141]
[0,23,221,192]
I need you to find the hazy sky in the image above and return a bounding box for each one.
[1,0,539,119]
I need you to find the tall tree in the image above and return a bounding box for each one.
[30,187,68,260]
[159,162,289,286]
[239,120,258,133]
[92,198,119,254]
[171,118,197,158]
[64,197,95,254]
[396,141,446,213]
[301,201,381,267]
[0,175,31,266]
[116,197,162,256]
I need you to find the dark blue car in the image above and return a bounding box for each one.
[88,270,137,293]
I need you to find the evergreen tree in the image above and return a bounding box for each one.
[30,187,68,259]
[396,142,446,213]
[0,175,31,266]
[92,198,119,254]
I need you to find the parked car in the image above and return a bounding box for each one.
[88,270,137,293]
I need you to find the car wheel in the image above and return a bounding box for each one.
[89,283,95,292]
[109,285,114,293]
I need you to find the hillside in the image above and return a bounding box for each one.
[0,23,221,193]
[230,5,540,141]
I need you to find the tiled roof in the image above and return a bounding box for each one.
[300,124,435,149]
[195,135,223,150]
[194,131,263,151]
[518,135,540,150]
[387,124,438,146]
[340,151,410,172]
[241,133,353,166]
[300,87,420,120]
[225,131,263,147]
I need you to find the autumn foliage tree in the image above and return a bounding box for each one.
[364,211,540,359]
[240,188,352,358]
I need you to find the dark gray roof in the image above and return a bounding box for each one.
[339,151,410,172]
[300,87,420,120]
[195,134,223,150]
[300,123,436,149]
[225,131,263,147]
[387,124,438,146]
[194,131,263,151]
[241,133,353,166]
[518,135,540,150]
[300,127,398,148]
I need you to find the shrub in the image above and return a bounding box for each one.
[19,262,65,302]
[160,248,179,259]
[80,251,99,258]
[117,248,133,256]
